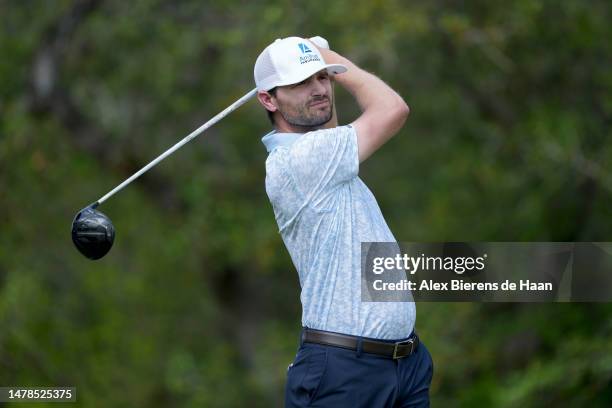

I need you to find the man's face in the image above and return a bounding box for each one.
[274,70,334,130]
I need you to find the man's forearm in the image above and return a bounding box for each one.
[320,49,408,118]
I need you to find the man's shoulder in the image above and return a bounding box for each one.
[302,124,355,139]
[265,124,357,176]
[291,125,355,150]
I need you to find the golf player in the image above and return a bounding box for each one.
[254,37,433,407]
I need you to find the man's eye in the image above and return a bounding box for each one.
[292,80,307,88]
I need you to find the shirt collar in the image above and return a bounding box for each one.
[261,129,302,153]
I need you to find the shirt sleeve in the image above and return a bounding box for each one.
[287,125,359,207]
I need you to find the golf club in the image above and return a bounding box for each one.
[72,88,258,260]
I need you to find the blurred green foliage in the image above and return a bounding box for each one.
[1,0,611,406]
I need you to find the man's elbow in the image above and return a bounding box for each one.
[397,97,410,119]
[391,97,410,129]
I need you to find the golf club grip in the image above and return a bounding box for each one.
[96,88,258,205]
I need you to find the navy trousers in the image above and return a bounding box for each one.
[285,331,434,407]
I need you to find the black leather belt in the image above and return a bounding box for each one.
[302,328,419,359]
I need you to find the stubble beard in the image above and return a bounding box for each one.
[278,94,334,131]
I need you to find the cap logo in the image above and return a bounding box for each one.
[298,43,312,54]
[298,42,320,65]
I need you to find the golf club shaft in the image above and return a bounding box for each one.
[95,88,258,206]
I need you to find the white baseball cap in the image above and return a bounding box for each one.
[254,37,347,91]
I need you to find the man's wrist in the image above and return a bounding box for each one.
[318,47,351,68]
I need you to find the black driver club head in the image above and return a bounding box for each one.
[71,205,115,260]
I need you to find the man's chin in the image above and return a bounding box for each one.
[311,109,333,126]
[283,110,333,130]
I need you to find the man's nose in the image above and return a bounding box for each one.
[311,78,327,95]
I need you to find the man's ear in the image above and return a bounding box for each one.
[257,91,278,113]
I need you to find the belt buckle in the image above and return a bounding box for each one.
[392,338,414,359]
